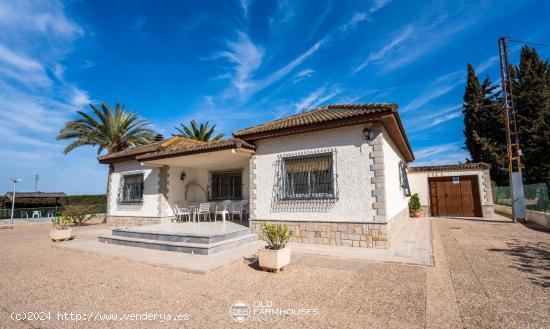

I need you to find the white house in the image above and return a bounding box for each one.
[99,104,415,248]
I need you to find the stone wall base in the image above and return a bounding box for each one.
[388,207,409,237]
[106,216,172,227]
[249,220,390,249]
[482,205,494,218]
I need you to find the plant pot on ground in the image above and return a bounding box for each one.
[50,215,72,242]
[258,223,292,272]
[409,193,422,218]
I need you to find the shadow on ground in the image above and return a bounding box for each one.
[489,239,550,288]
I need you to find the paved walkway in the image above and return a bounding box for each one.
[57,217,432,272]
[0,217,548,328]
[293,217,433,266]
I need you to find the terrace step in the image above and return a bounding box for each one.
[98,233,258,255]
[111,226,252,244]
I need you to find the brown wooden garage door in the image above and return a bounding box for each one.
[428,175,482,217]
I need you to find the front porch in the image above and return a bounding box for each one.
[99,220,257,255]
[108,141,255,226]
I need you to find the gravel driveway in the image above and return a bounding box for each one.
[0,218,548,328]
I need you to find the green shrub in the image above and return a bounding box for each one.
[409,193,421,212]
[260,223,292,250]
[60,205,95,226]
[52,215,71,230]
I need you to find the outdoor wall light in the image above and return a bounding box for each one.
[180,172,186,181]
[362,127,371,141]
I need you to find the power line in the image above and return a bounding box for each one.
[506,38,550,48]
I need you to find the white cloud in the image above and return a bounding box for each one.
[215,31,265,93]
[239,0,252,17]
[400,71,463,113]
[269,0,296,31]
[0,44,44,71]
[339,12,368,32]
[413,146,469,166]
[294,85,341,112]
[0,0,98,194]
[214,11,367,100]
[293,68,315,83]
[413,143,468,165]
[353,25,414,75]
[407,105,462,133]
[369,0,391,13]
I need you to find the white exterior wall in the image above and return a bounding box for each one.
[382,127,409,220]
[108,161,161,217]
[165,163,250,212]
[107,159,250,219]
[253,125,375,222]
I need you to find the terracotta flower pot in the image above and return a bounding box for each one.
[258,245,291,272]
[411,211,422,218]
[50,228,72,242]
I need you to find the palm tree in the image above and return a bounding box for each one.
[57,103,156,155]
[174,120,224,142]
[57,103,156,222]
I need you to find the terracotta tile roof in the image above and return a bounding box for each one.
[408,163,491,173]
[136,137,255,161]
[98,136,255,163]
[97,140,166,163]
[233,103,397,138]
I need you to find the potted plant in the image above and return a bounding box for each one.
[409,193,422,218]
[258,223,292,272]
[50,214,72,241]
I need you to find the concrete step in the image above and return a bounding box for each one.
[111,226,252,244]
[98,233,258,255]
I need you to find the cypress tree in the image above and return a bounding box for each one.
[463,64,484,160]
[463,64,508,185]
[514,46,550,187]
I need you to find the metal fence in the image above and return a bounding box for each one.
[0,204,107,223]
[493,183,549,213]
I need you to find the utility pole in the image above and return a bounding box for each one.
[498,37,526,222]
[9,177,22,225]
[33,174,39,192]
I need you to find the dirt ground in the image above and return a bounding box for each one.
[0,217,548,329]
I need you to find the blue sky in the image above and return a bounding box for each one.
[1,0,550,194]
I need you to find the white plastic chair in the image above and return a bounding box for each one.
[215,200,232,222]
[174,205,191,223]
[231,200,248,222]
[47,211,55,218]
[197,203,211,222]
[21,211,29,219]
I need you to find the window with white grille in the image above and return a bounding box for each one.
[120,173,144,203]
[282,154,335,199]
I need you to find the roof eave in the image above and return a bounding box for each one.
[136,142,255,162]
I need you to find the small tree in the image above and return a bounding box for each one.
[409,193,421,213]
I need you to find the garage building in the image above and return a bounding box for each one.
[408,163,494,218]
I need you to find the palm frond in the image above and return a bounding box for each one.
[57,102,157,155]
